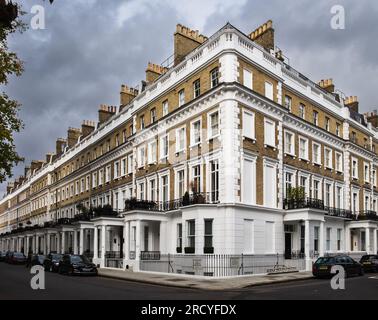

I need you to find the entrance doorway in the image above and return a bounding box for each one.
[285,233,292,259]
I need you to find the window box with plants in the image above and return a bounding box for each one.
[176,247,182,253]
[203,247,214,254]
[184,247,195,254]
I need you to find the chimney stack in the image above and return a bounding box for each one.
[249,20,275,51]
[174,24,208,66]
[365,110,378,128]
[345,96,359,113]
[45,153,54,164]
[30,160,45,174]
[120,85,138,111]
[146,62,168,83]
[98,104,117,125]
[81,120,96,138]
[6,182,14,195]
[56,138,67,157]
[24,166,30,177]
[318,79,335,94]
[67,127,82,148]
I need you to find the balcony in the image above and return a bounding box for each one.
[357,210,378,221]
[124,192,219,212]
[283,198,354,219]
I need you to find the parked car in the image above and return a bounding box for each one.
[359,255,378,273]
[58,254,97,276]
[30,254,47,267]
[4,251,13,263]
[43,253,63,272]
[7,252,27,265]
[313,255,364,278]
[0,251,7,262]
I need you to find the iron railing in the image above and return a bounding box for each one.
[125,192,219,212]
[140,251,161,260]
[284,198,354,219]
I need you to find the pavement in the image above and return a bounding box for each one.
[98,268,314,290]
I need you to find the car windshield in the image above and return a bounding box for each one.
[360,255,371,262]
[14,253,24,257]
[70,255,89,264]
[315,257,335,264]
[52,254,62,260]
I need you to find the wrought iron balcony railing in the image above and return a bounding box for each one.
[283,198,354,219]
[124,192,219,212]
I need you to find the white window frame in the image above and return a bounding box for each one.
[324,147,333,169]
[175,126,186,153]
[243,68,253,90]
[335,152,343,173]
[148,140,157,165]
[174,167,187,199]
[114,160,120,179]
[242,109,255,141]
[264,118,276,148]
[98,169,104,186]
[159,134,169,160]
[364,162,370,184]
[312,142,321,165]
[351,157,358,180]
[284,130,295,156]
[162,100,169,117]
[127,154,133,174]
[105,165,111,183]
[264,81,273,100]
[207,109,219,140]
[298,136,309,161]
[178,89,185,107]
[190,117,202,147]
[137,146,146,168]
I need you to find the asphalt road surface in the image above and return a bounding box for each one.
[0,263,377,300]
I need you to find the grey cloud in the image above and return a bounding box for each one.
[1,0,378,194]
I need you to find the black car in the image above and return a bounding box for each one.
[7,252,27,265]
[313,255,364,278]
[58,254,97,276]
[0,251,7,262]
[30,255,47,267]
[360,255,378,273]
[4,251,13,263]
[43,253,63,272]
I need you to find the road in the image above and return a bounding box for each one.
[0,263,377,300]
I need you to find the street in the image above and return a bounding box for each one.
[0,263,377,300]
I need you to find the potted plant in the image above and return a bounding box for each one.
[176,247,182,253]
[182,191,190,206]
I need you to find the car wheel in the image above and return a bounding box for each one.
[68,267,74,276]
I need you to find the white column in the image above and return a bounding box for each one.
[57,232,61,253]
[373,229,377,254]
[73,230,78,254]
[159,221,167,254]
[46,234,50,254]
[319,221,325,256]
[100,225,106,268]
[123,221,129,262]
[305,220,312,271]
[93,227,98,259]
[366,227,371,253]
[79,228,84,255]
[61,231,65,254]
[345,226,351,253]
[135,220,141,261]
[35,235,39,254]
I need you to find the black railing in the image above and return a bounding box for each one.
[140,251,161,260]
[105,251,123,259]
[125,192,219,212]
[284,198,354,219]
[357,211,378,221]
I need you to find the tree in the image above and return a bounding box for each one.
[0,0,26,183]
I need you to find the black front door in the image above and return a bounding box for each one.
[285,233,292,259]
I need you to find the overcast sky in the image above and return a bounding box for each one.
[2,0,378,195]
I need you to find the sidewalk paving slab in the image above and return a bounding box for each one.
[98,268,314,291]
